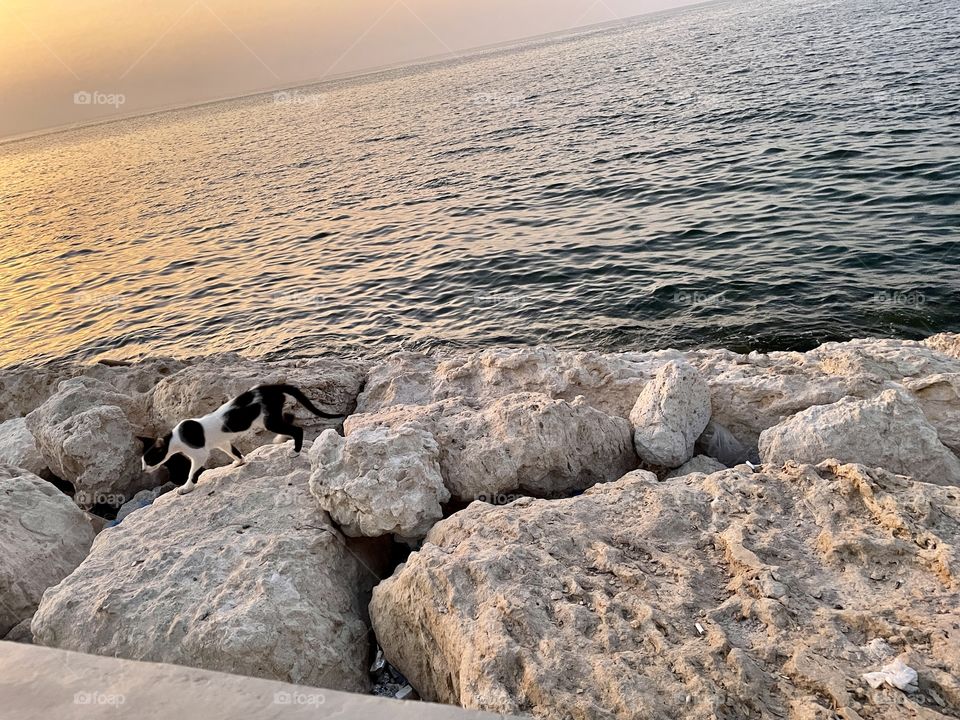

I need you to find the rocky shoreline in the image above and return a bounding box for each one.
[1,334,959,718]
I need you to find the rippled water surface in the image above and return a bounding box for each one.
[1,0,958,366]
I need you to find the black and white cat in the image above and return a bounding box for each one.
[142,384,341,495]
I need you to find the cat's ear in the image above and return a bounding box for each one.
[137,436,155,449]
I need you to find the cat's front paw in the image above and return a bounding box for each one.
[177,483,195,496]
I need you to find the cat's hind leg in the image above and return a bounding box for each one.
[219,443,244,466]
[264,411,304,453]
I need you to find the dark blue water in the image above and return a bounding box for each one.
[0,0,958,366]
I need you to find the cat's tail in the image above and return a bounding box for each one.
[276,384,343,419]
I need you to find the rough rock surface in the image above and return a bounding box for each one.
[25,378,150,508]
[691,349,881,449]
[0,417,50,479]
[309,426,449,540]
[665,454,726,479]
[759,389,960,486]
[692,336,960,448]
[148,355,368,452]
[0,358,185,423]
[347,393,637,502]
[3,617,33,644]
[31,444,375,693]
[903,373,960,455]
[356,337,960,453]
[356,347,683,419]
[925,333,960,360]
[0,466,95,636]
[629,360,712,468]
[371,461,960,720]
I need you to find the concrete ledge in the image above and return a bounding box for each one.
[0,642,517,720]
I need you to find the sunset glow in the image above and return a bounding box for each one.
[0,0,700,139]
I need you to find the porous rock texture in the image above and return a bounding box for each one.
[3,617,34,644]
[0,466,95,636]
[346,393,637,502]
[356,347,682,419]
[31,444,376,693]
[903,373,960,455]
[24,377,151,508]
[628,360,711,468]
[0,417,50,479]
[371,461,960,720]
[692,335,960,449]
[759,389,960,486]
[355,336,960,459]
[309,425,449,540]
[664,454,726,479]
[0,358,185,423]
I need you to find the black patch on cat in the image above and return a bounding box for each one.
[143,433,172,467]
[163,453,191,487]
[258,384,342,419]
[179,420,206,449]
[264,411,305,452]
[233,391,256,406]
[222,392,262,433]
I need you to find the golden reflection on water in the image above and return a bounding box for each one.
[1,0,957,366]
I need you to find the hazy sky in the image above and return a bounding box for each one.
[0,0,702,139]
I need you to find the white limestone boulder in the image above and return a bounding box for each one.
[0,367,70,424]
[903,373,960,455]
[925,332,960,360]
[759,388,960,485]
[309,426,449,540]
[691,349,881,449]
[0,466,95,636]
[0,358,186,424]
[356,346,682,419]
[692,336,960,448]
[347,392,637,502]
[0,417,51,479]
[629,360,711,468]
[370,461,960,719]
[31,444,375,693]
[24,377,149,509]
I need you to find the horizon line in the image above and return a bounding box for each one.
[0,0,722,147]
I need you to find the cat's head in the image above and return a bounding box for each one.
[141,433,173,471]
